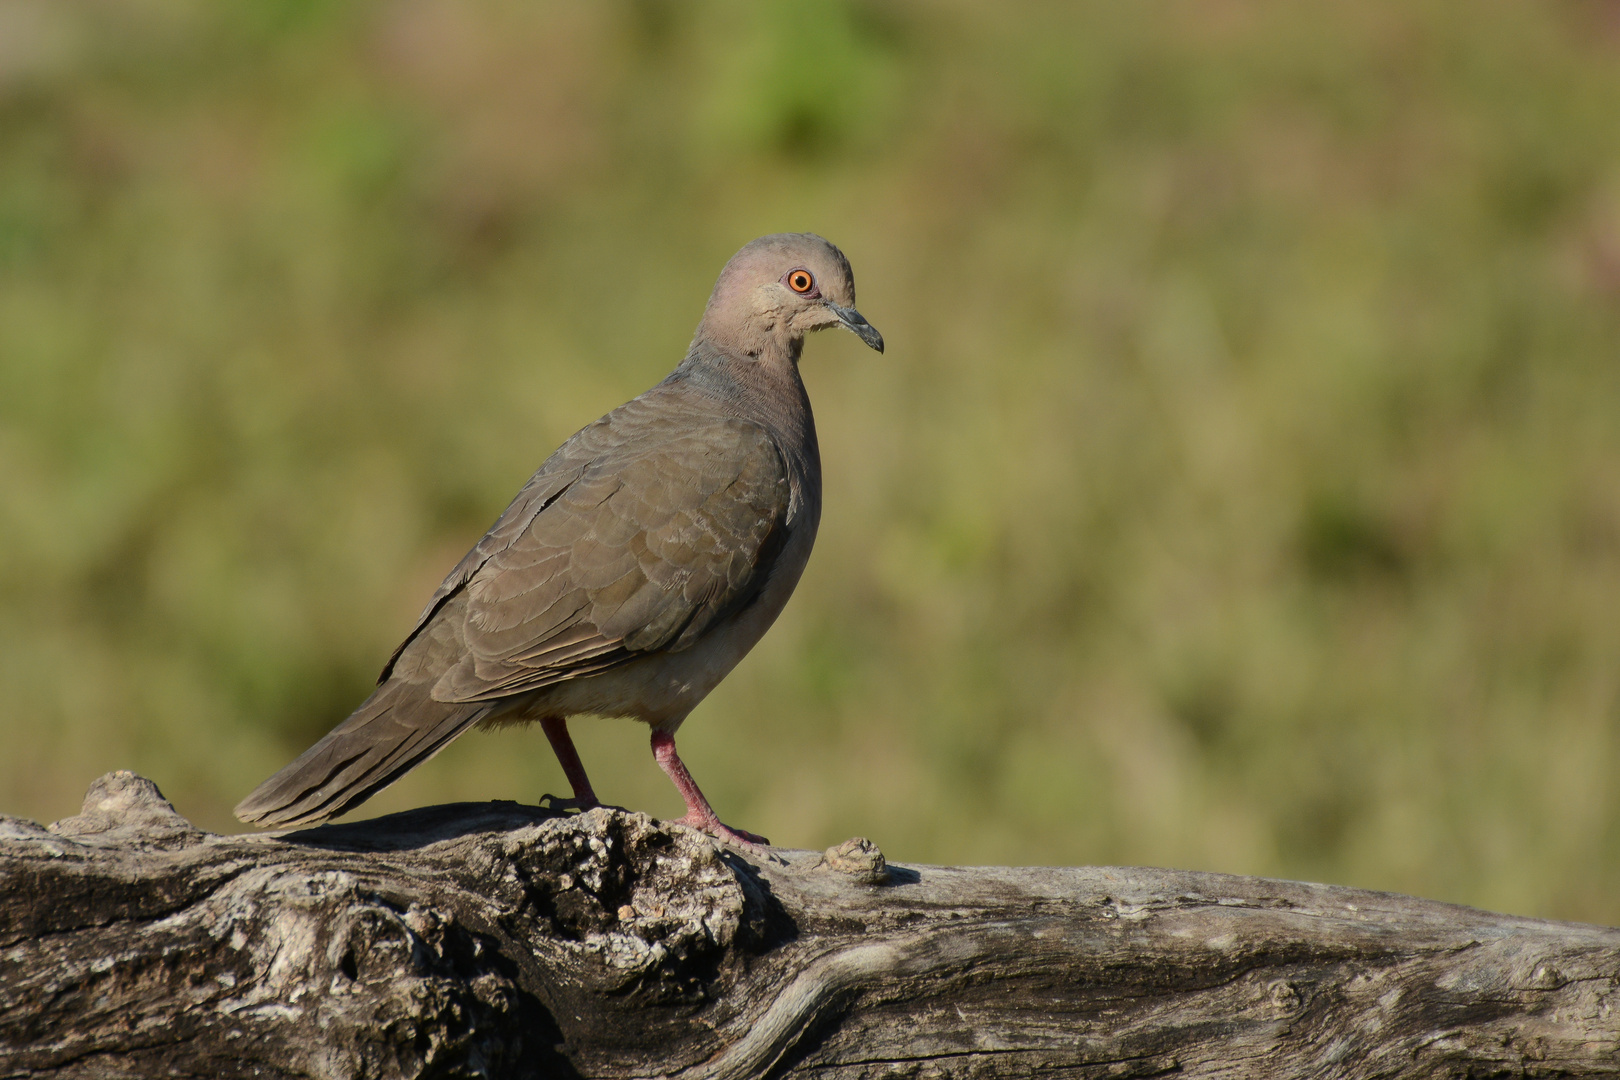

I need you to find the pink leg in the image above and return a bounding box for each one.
[541,716,599,809]
[650,728,769,849]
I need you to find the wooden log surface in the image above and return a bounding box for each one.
[1,771,1617,1078]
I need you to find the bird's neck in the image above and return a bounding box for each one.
[671,339,820,468]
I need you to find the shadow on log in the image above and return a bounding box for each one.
[2,771,1617,1078]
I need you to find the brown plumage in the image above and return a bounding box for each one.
[235,233,883,848]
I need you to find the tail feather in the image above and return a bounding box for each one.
[235,682,489,829]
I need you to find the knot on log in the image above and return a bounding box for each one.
[814,836,888,885]
[47,770,202,849]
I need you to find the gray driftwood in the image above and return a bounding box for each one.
[2,772,1617,1079]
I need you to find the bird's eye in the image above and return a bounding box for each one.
[786,269,815,294]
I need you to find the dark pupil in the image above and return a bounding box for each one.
[794,273,809,290]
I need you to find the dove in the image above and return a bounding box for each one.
[236,233,883,849]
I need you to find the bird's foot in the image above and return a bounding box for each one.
[648,728,776,858]
[673,810,772,854]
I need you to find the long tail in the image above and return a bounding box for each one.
[235,681,489,829]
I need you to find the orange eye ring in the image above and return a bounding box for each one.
[786,268,815,294]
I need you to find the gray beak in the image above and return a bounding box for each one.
[826,301,884,353]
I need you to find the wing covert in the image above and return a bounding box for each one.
[405,414,792,704]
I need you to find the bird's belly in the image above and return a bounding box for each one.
[529,520,815,729]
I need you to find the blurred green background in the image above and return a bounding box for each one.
[3,0,1620,923]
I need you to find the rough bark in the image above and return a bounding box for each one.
[2,771,1617,1079]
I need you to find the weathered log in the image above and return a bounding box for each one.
[1,771,1616,1079]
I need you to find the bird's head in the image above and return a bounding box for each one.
[697,233,884,360]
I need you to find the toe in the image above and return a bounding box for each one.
[713,823,771,849]
[673,811,771,852]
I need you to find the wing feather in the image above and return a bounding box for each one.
[381,394,792,706]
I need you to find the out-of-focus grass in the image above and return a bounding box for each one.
[4,0,1620,922]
